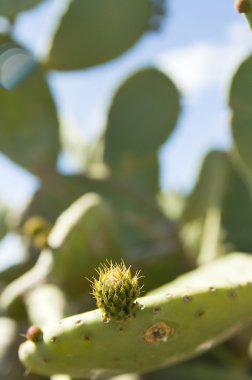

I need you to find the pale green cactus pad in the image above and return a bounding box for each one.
[19,253,252,378]
[47,0,153,70]
[0,0,42,17]
[229,53,252,174]
[49,193,123,295]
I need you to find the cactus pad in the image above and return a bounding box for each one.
[19,253,252,378]
[0,0,42,16]
[47,0,153,70]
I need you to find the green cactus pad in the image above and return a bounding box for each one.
[103,68,180,193]
[49,193,123,295]
[25,284,68,327]
[229,54,252,174]
[0,45,60,173]
[19,253,252,378]
[0,204,8,240]
[104,68,180,165]
[20,174,87,225]
[0,0,42,17]
[182,150,252,263]
[47,0,152,70]
[182,151,228,223]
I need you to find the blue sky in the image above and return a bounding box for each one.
[0,0,252,268]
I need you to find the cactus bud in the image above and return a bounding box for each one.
[90,260,143,321]
[26,325,43,343]
[22,216,51,249]
[235,0,251,13]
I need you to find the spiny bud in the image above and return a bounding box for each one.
[90,260,143,321]
[26,325,43,343]
[235,0,251,13]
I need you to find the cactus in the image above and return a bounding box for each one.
[235,0,252,29]
[0,41,60,174]
[181,150,252,264]
[19,253,252,378]
[1,2,252,379]
[0,202,8,240]
[229,53,252,175]
[47,0,161,70]
[25,284,68,327]
[103,68,180,193]
[143,361,252,380]
[49,193,124,295]
[0,0,42,17]
[0,317,43,380]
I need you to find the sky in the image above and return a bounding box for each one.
[0,0,252,267]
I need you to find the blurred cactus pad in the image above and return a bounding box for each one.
[1,1,252,380]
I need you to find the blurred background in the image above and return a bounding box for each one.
[0,0,251,270]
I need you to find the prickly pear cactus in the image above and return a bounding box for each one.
[19,254,252,378]
[47,0,156,70]
[0,0,42,17]
[48,193,124,295]
[235,0,252,28]
[103,67,180,194]
[1,2,252,380]
[181,150,252,264]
